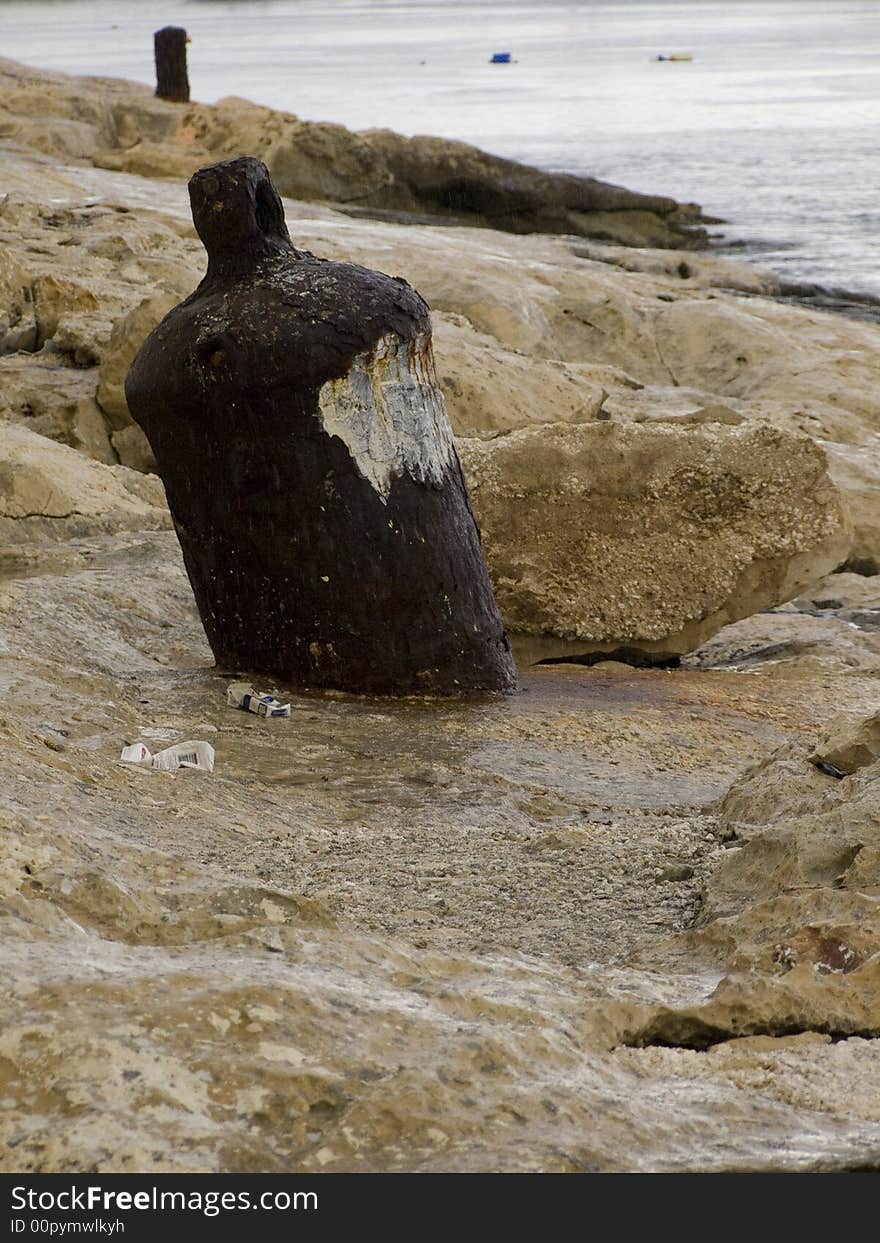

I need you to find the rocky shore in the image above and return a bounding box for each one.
[2,61,880,1172]
[0,57,708,249]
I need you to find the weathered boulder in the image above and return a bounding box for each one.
[108,423,156,473]
[0,184,203,470]
[0,423,169,545]
[716,745,829,838]
[0,354,115,463]
[617,958,880,1048]
[685,738,880,1013]
[0,245,36,353]
[824,442,880,574]
[187,98,393,205]
[358,129,707,248]
[712,737,880,912]
[682,609,880,674]
[459,421,851,660]
[793,571,880,612]
[423,313,609,435]
[810,710,880,776]
[96,294,181,469]
[602,733,880,1052]
[651,299,805,397]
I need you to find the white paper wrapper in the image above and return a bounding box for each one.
[120,740,215,773]
[227,682,291,718]
[120,742,152,766]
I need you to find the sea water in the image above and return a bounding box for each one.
[2,0,878,295]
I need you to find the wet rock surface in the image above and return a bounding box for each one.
[2,92,880,1170]
[3,530,880,1171]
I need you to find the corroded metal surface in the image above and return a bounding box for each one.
[126,157,515,694]
[154,26,189,104]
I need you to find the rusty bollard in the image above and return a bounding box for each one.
[154,26,190,103]
[125,157,516,696]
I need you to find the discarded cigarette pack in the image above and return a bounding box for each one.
[120,740,215,773]
[227,681,291,718]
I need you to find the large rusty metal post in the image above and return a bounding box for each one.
[154,26,190,102]
[125,157,516,696]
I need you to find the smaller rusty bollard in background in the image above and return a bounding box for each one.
[125,157,517,696]
[154,26,190,103]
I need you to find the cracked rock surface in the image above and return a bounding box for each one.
[2,67,880,1172]
[3,533,880,1171]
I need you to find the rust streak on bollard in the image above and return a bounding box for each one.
[125,157,516,696]
[154,26,190,103]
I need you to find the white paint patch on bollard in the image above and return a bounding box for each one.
[318,330,456,500]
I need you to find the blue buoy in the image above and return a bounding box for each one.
[490,52,512,64]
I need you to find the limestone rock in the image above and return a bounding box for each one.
[97,292,180,430]
[0,178,203,472]
[651,296,880,427]
[31,274,100,352]
[360,128,707,248]
[0,187,203,372]
[110,424,156,472]
[602,382,744,427]
[571,240,781,296]
[708,742,880,928]
[459,421,851,659]
[651,299,804,398]
[0,58,708,250]
[793,571,880,612]
[824,442,880,574]
[0,246,36,354]
[718,743,873,837]
[618,959,880,1049]
[5,526,880,1170]
[0,354,115,463]
[0,423,169,545]
[811,710,880,776]
[664,739,880,1053]
[432,313,607,435]
[682,609,880,673]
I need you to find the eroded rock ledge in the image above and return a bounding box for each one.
[0,57,708,249]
